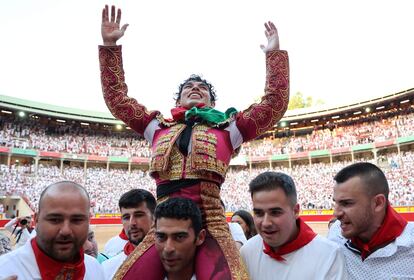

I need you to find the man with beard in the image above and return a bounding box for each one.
[102,189,156,280]
[154,197,206,280]
[0,181,104,279]
[241,172,346,279]
[328,162,414,279]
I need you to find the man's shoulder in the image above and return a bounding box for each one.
[105,235,122,244]
[396,222,414,247]
[102,252,127,280]
[85,253,101,266]
[103,235,127,254]
[306,234,342,255]
[327,220,347,245]
[240,234,263,255]
[0,240,32,263]
[84,254,104,279]
[102,251,126,267]
[0,242,38,278]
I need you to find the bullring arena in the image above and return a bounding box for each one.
[1,88,414,250]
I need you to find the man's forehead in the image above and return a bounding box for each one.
[40,192,89,215]
[184,80,207,87]
[334,177,366,197]
[121,203,149,214]
[156,217,193,232]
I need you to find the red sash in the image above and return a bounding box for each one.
[170,103,205,121]
[31,238,86,280]
[123,241,135,256]
[119,229,128,240]
[351,204,407,260]
[263,218,317,262]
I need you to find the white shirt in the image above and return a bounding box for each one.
[229,222,248,245]
[328,220,414,280]
[103,235,128,257]
[240,234,347,280]
[0,238,104,280]
[4,218,32,249]
[102,251,127,280]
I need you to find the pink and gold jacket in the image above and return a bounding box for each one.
[99,46,289,188]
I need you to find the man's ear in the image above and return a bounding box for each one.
[293,203,300,219]
[34,212,39,227]
[373,194,387,213]
[195,229,206,246]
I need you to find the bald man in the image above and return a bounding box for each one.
[0,181,104,279]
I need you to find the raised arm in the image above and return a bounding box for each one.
[235,21,289,142]
[99,5,159,136]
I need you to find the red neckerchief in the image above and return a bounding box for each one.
[351,203,407,260]
[119,229,128,240]
[263,218,317,262]
[123,241,135,256]
[170,103,205,121]
[31,238,86,280]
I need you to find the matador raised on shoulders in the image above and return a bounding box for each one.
[99,5,289,280]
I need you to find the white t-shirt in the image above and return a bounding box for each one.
[102,251,127,280]
[103,235,128,257]
[229,222,248,245]
[328,220,414,280]
[240,234,347,280]
[0,238,104,280]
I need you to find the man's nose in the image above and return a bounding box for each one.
[164,238,175,254]
[59,221,73,235]
[129,216,137,225]
[333,204,342,218]
[262,213,272,227]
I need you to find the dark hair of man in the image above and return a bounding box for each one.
[334,162,389,199]
[155,197,202,236]
[249,171,297,206]
[174,74,217,103]
[232,210,257,239]
[38,181,90,211]
[119,189,156,215]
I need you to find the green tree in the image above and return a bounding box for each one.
[288,92,324,110]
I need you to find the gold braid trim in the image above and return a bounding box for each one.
[200,182,249,280]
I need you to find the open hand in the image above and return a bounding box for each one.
[101,5,129,46]
[260,21,280,53]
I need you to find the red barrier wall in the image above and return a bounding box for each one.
[2,213,414,227]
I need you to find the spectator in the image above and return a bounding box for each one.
[241,171,346,279]
[102,189,156,280]
[83,227,110,264]
[154,198,206,280]
[0,181,104,279]
[4,215,34,249]
[231,210,257,240]
[328,162,414,279]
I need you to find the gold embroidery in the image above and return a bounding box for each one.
[239,50,289,137]
[199,182,249,280]
[150,124,230,182]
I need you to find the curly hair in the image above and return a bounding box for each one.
[174,74,217,104]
